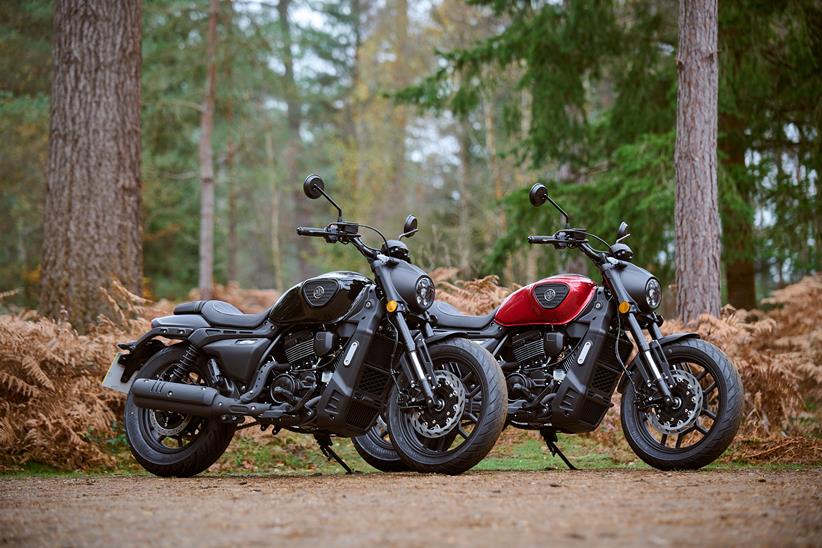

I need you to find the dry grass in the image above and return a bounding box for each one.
[0,274,819,469]
[0,282,276,470]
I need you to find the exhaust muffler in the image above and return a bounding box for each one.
[131,378,272,418]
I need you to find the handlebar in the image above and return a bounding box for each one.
[528,230,606,264]
[527,235,561,245]
[296,224,380,261]
[296,226,328,237]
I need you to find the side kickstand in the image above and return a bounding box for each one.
[540,427,577,471]
[314,433,353,474]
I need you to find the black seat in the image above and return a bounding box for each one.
[429,301,497,330]
[174,300,269,329]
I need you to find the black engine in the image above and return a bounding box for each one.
[506,329,569,417]
[268,330,339,406]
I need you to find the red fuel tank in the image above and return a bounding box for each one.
[494,274,597,327]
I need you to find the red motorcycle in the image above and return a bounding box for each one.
[354,183,743,471]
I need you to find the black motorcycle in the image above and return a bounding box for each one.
[102,175,506,476]
[354,183,743,471]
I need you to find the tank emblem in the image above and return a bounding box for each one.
[544,288,556,301]
[312,286,326,299]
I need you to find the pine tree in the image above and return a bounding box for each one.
[39,0,142,328]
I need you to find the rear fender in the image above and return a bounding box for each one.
[617,332,701,394]
[116,318,205,383]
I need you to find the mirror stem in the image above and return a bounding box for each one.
[317,188,343,221]
[546,195,571,228]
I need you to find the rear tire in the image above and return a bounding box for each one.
[621,338,742,470]
[124,345,236,477]
[387,338,506,475]
[352,416,410,472]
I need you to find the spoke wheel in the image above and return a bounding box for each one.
[124,345,236,477]
[621,338,743,470]
[140,368,207,454]
[387,338,506,475]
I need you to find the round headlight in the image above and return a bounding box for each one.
[645,278,662,310]
[415,276,435,310]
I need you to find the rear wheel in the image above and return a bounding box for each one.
[124,345,235,477]
[352,416,410,472]
[621,338,742,470]
[387,338,506,475]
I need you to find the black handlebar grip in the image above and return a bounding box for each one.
[528,236,552,244]
[296,226,325,237]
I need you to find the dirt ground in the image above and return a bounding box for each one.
[1,470,821,547]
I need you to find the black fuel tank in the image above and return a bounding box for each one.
[268,271,372,325]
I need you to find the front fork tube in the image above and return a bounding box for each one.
[624,313,674,403]
[392,312,438,406]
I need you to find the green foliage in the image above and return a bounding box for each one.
[488,132,676,283]
[405,0,819,296]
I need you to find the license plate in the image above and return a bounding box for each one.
[101,353,133,394]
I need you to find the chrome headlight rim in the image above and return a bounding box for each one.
[645,277,662,310]
[414,276,435,310]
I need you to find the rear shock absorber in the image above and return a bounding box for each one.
[169,344,200,382]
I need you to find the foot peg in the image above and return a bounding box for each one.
[315,433,353,474]
[540,428,577,470]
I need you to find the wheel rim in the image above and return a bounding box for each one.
[633,352,723,452]
[364,415,395,451]
[137,364,207,454]
[395,356,486,457]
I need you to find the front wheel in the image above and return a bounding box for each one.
[387,338,507,475]
[621,338,743,470]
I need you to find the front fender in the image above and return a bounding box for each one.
[617,332,700,394]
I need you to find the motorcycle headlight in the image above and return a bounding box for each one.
[415,276,435,310]
[645,278,662,310]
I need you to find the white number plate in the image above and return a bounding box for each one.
[101,353,133,394]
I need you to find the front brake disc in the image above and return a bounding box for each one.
[647,369,704,435]
[409,370,466,439]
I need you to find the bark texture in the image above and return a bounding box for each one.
[674,0,722,322]
[198,0,219,300]
[278,0,309,281]
[720,113,757,310]
[40,0,142,328]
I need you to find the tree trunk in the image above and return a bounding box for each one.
[266,133,285,292]
[277,0,309,280]
[719,113,757,310]
[482,91,514,282]
[457,119,472,274]
[674,0,721,322]
[40,0,142,329]
[391,0,409,208]
[225,0,238,285]
[198,0,219,300]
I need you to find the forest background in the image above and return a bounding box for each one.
[0,0,820,471]
[1,0,818,311]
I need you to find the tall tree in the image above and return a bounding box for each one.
[198,0,219,299]
[674,0,721,321]
[40,0,142,328]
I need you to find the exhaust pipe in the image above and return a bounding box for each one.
[131,378,273,418]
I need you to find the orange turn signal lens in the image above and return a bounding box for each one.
[618,301,631,314]
[386,300,398,313]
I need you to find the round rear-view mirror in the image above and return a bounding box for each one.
[402,215,418,237]
[529,183,549,207]
[617,221,629,239]
[303,174,325,199]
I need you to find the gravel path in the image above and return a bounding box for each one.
[2,470,821,547]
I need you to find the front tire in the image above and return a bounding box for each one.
[621,338,743,470]
[124,345,236,477]
[387,338,506,475]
